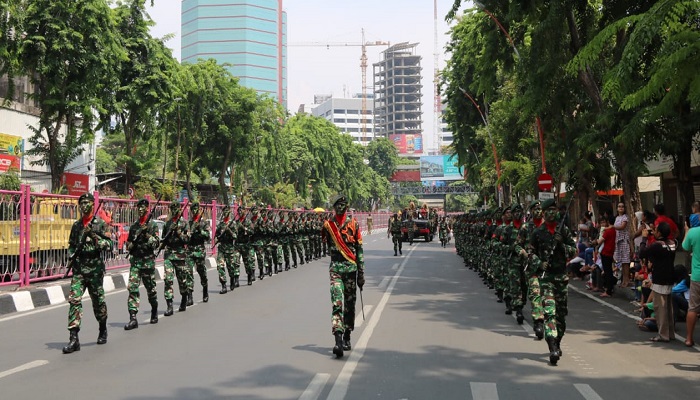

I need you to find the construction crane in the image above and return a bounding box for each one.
[289,29,389,142]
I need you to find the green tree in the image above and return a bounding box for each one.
[0,0,22,102]
[365,137,399,179]
[19,0,124,191]
[100,0,177,195]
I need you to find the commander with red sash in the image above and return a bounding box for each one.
[322,194,365,358]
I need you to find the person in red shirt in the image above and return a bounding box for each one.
[593,215,617,297]
[654,203,679,242]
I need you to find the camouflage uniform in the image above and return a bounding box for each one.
[389,215,403,256]
[322,195,364,358]
[187,202,211,302]
[278,212,294,270]
[439,217,449,247]
[162,201,190,313]
[236,208,257,285]
[529,198,576,365]
[124,199,160,329]
[63,193,111,354]
[519,201,544,334]
[215,206,239,292]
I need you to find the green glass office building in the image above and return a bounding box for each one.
[182,0,287,107]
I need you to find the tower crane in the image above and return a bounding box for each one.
[289,29,389,142]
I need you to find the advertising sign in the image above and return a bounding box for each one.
[61,172,90,196]
[0,132,24,157]
[420,155,463,181]
[0,154,21,173]
[389,134,423,154]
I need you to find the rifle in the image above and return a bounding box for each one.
[212,215,236,253]
[542,195,575,278]
[155,199,189,257]
[127,194,163,255]
[63,201,104,279]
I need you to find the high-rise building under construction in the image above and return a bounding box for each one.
[181,0,287,107]
[373,43,423,156]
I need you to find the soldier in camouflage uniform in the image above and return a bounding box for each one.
[322,195,365,358]
[215,205,239,293]
[388,213,403,256]
[250,205,269,280]
[236,207,257,285]
[292,212,304,267]
[62,192,112,354]
[528,198,576,365]
[504,204,527,324]
[162,200,190,313]
[124,199,161,331]
[278,211,293,270]
[187,201,211,303]
[519,200,544,338]
[265,209,282,274]
[301,212,312,262]
[439,216,449,247]
[497,206,513,312]
[407,214,416,245]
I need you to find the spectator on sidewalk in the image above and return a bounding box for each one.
[672,264,690,323]
[654,203,679,242]
[681,212,700,347]
[614,202,632,288]
[640,222,677,343]
[591,214,616,298]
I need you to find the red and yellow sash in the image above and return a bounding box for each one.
[324,220,356,264]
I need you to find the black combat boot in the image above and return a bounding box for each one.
[202,285,209,303]
[220,283,228,294]
[259,269,264,280]
[150,305,158,324]
[234,275,240,288]
[533,320,544,340]
[285,263,290,271]
[164,299,174,316]
[342,330,352,351]
[496,290,504,303]
[62,328,80,354]
[515,309,524,325]
[332,331,344,358]
[504,297,513,315]
[97,320,107,345]
[247,274,253,285]
[546,337,560,365]
[394,249,397,256]
[179,295,188,312]
[124,311,138,330]
[187,292,194,306]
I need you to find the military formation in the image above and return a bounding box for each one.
[452,199,576,365]
[62,193,334,355]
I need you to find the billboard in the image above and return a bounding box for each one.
[0,154,20,173]
[61,172,90,196]
[389,134,423,155]
[0,132,24,157]
[420,155,463,181]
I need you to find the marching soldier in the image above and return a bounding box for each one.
[528,198,576,365]
[278,211,293,270]
[322,194,364,358]
[187,201,211,303]
[388,213,403,256]
[236,207,257,285]
[519,201,544,338]
[124,198,161,331]
[215,205,239,293]
[439,216,449,247]
[62,192,112,354]
[162,200,190,313]
[250,205,268,280]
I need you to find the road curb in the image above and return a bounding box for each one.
[0,257,216,316]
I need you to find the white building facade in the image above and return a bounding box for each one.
[311,95,376,146]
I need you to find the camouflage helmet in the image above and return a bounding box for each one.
[78,192,95,203]
[137,198,149,208]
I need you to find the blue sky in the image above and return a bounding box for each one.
[146,0,464,152]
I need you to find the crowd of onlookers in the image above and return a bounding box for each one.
[567,201,700,346]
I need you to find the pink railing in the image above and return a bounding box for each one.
[0,187,390,288]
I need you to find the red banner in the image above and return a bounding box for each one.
[0,154,20,173]
[61,172,90,196]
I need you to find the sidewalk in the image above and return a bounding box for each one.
[0,257,217,316]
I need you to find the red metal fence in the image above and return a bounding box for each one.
[0,186,389,288]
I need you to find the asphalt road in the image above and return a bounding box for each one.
[2,234,700,399]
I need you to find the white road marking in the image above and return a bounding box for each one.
[298,373,330,400]
[327,245,417,400]
[378,277,390,290]
[0,360,49,380]
[391,262,399,271]
[470,382,499,400]
[574,384,604,400]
